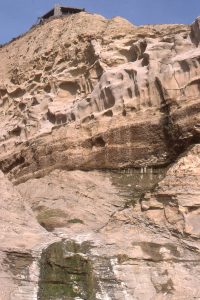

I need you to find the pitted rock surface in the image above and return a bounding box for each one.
[0,11,200,300]
[0,12,196,181]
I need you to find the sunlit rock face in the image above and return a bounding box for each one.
[0,12,199,182]
[141,144,200,238]
[1,11,200,300]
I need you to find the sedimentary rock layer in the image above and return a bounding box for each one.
[0,13,200,182]
[1,11,200,300]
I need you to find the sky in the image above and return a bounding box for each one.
[0,0,200,44]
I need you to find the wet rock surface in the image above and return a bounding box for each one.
[0,165,200,299]
[15,169,200,299]
[0,11,200,300]
[38,241,95,300]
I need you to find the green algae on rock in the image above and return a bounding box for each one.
[38,241,96,300]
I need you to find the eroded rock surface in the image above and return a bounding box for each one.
[17,169,200,300]
[0,11,200,300]
[0,12,198,182]
[0,171,51,300]
[141,144,200,238]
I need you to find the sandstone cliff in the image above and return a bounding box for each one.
[0,12,196,182]
[1,11,200,300]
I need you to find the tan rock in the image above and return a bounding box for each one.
[143,144,200,238]
[0,12,194,181]
[17,169,200,300]
[0,11,200,300]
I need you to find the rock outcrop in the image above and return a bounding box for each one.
[141,144,200,238]
[16,169,200,299]
[0,11,200,300]
[0,12,197,182]
[0,171,50,300]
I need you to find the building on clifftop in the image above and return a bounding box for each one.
[39,4,85,23]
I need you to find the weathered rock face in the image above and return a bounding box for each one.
[0,171,51,300]
[0,12,199,182]
[1,11,200,300]
[15,168,200,299]
[141,144,200,238]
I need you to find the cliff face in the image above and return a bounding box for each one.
[0,12,199,182]
[1,12,200,300]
